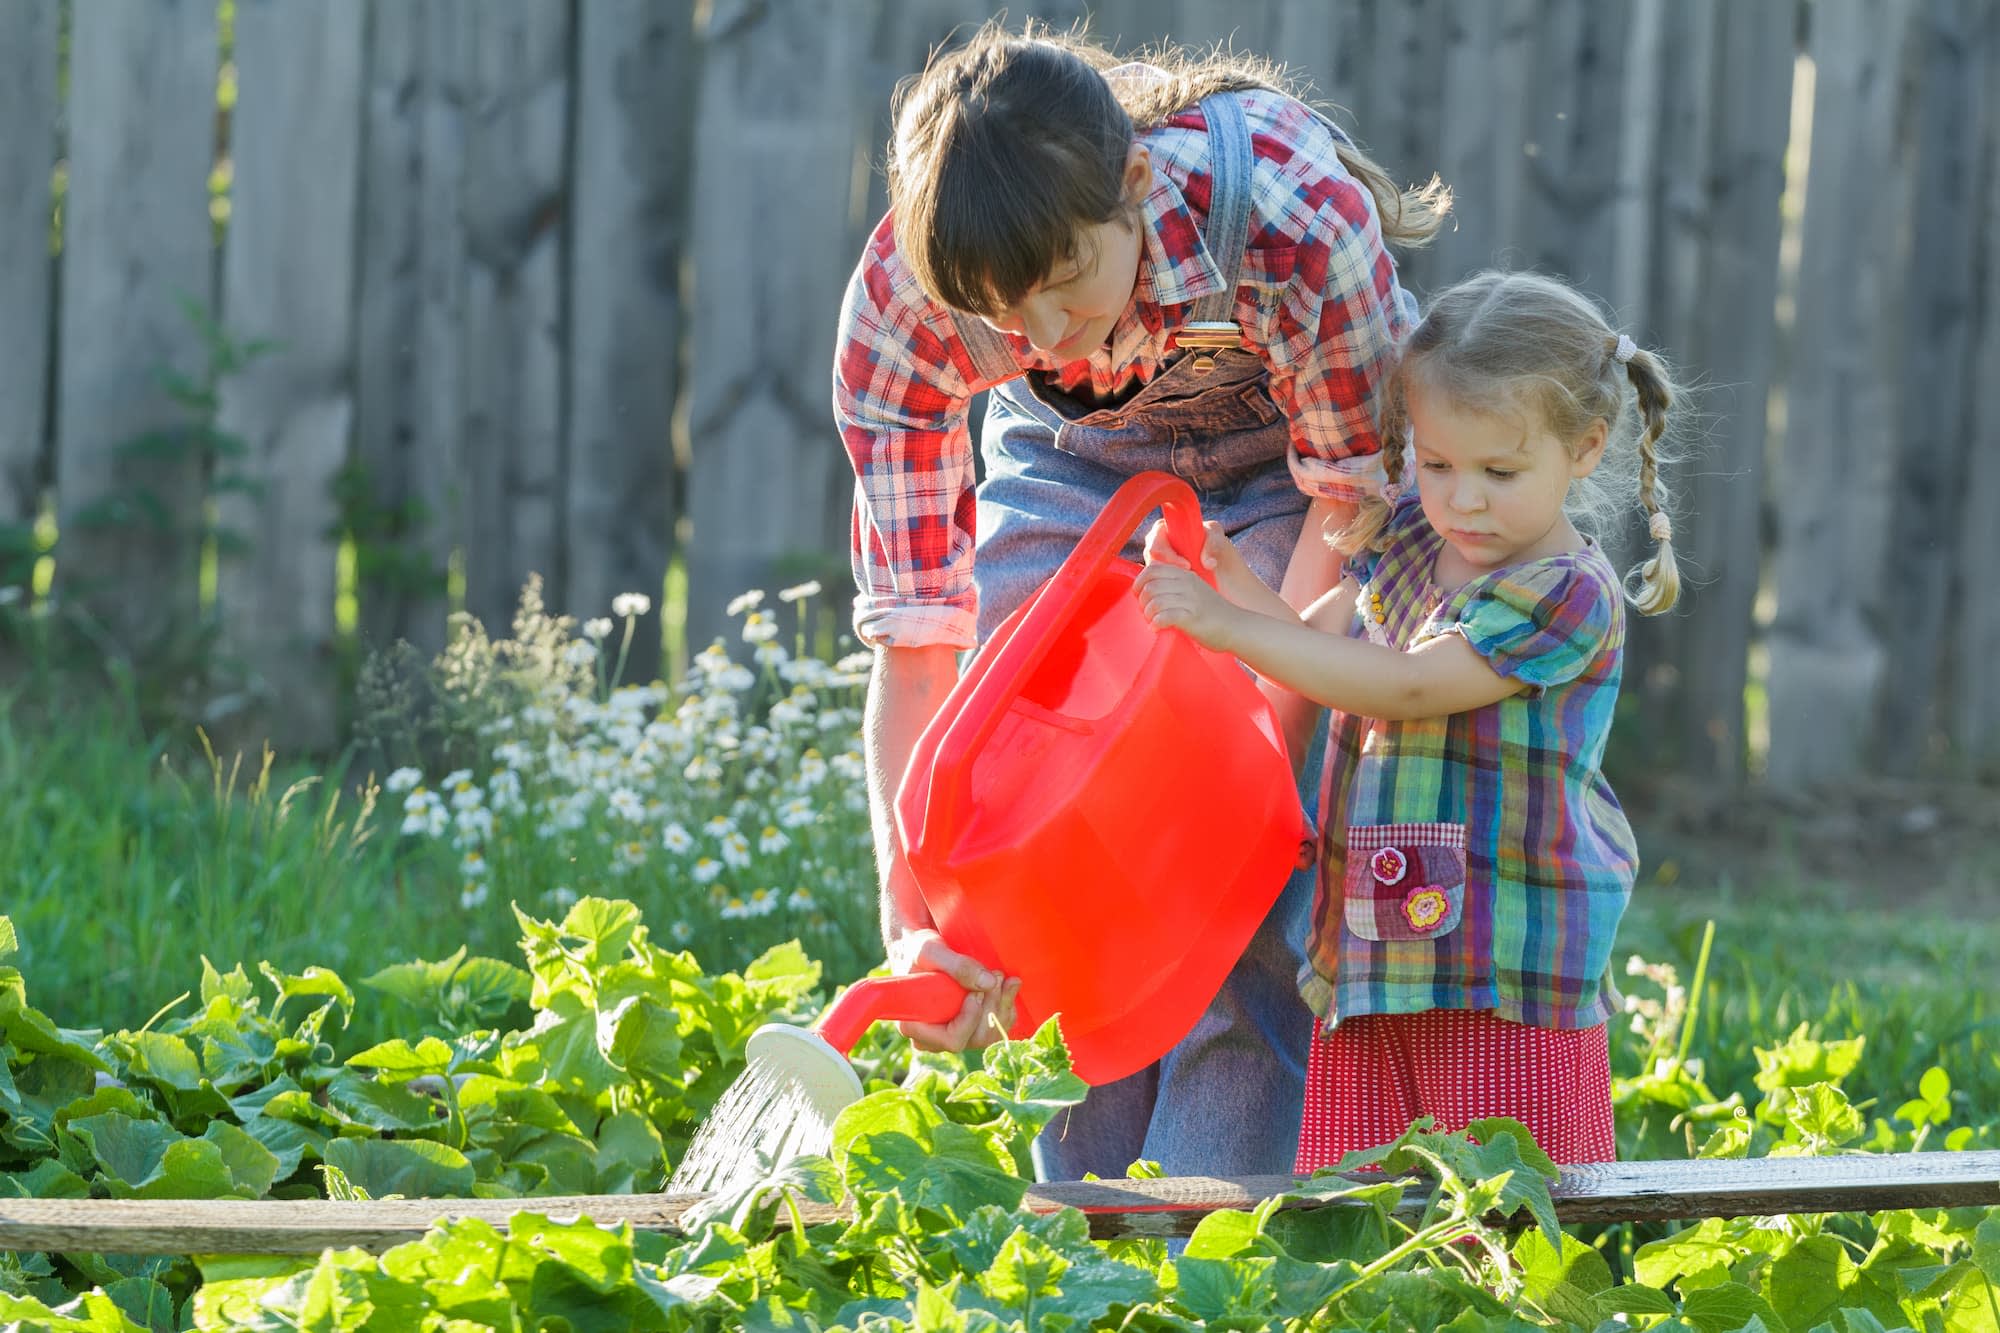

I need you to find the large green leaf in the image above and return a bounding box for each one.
[1,1158,91,1199]
[346,1037,455,1080]
[323,1069,445,1132]
[66,1112,241,1199]
[205,1120,283,1197]
[1678,1282,1783,1333]
[833,1088,1026,1221]
[320,1137,474,1199]
[0,1290,149,1332]
[596,993,683,1084]
[257,961,355,1029]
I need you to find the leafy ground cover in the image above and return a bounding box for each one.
[3,897,1997,1330]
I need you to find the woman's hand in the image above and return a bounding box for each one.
[887,928,1021,1051]
[1134,562,1246,652]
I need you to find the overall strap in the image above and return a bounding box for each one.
[1187,90,1256,326]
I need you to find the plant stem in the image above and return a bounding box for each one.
[1676,918,1716,1068]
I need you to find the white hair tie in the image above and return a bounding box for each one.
[1648,511,1673,542]
[1613,334,1638,365]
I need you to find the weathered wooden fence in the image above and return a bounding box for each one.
[0,0,1995,784]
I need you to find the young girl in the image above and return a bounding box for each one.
[1136,270,1682,1167]
[836,20,1448,1181]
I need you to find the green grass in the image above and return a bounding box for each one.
[1616,869,2000,1128]
[0,697,881,1048]
[0,700,455,1040]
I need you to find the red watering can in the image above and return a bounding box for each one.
[749,472,1309,1102]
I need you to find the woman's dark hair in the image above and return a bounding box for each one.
[889,20,1449,316]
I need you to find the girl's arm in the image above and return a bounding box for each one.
[1146,507,1345,769]
[1134,564,1524,721]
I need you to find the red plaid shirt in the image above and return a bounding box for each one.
[835,87,1415,649]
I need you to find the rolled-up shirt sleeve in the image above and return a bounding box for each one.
[833,237,982,651]
[1263,188,1415,504]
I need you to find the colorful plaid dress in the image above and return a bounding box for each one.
[1300,497,1639,1033]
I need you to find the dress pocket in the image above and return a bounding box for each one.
[1342,823,1468,942]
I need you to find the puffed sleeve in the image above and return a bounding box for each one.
[1451,558,1620,691]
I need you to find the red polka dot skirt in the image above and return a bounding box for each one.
[1295,1008,1616,1172]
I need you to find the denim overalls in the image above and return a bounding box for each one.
[951,94,1330,1179]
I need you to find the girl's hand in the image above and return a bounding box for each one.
[1135,563,1244,651]
[1142,518,1260,603]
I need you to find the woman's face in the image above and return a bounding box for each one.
[979,147,1151,362]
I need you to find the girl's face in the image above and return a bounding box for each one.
[1405,384,1606,576]
[980,147,1152,362]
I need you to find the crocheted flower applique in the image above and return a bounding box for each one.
[1401,885,1451,934]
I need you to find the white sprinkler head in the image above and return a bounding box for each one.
[745,1023,865,1125]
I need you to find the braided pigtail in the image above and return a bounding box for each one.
[1617,340,1681,615]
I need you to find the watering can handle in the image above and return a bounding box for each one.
[813,971,971,1054]
[924,471,1213,844]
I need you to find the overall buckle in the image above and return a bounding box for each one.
[1172,320,1242,373]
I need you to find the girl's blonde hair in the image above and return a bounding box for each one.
[887,20,1450,317]
[1340,270,1683,615]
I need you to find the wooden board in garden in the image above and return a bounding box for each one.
[214,1,367,752]
[3,1151,1995,1256]
[54,0,218,656]
[0,0,57,530]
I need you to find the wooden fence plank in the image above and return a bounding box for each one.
[681,0,903,651]
[1766,0,1916,787]
[2,1152,1994,1255]
[352,0,467,658]
[458,2,572,639]
[1514,0,1637,303]
[1619,0,1723,749]
[1649,1,1795,788]
[0,0,58,532]
[213,0,367,752]
[55,0,218,658]
[1958,5,2000,770]
[1429,0,1538,285]
[1356,0,1447,296]
[562,0,697,681]
[1877,0,1986,771]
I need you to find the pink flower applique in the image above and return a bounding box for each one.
[1369,845,1408,887]
[1402,885,1450,934]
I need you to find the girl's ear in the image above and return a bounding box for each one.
[1122,144,1153,206]
[1570,418,1609,477]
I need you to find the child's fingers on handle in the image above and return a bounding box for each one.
[1142,519,1191,570]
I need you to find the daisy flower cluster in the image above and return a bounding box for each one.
[384,582,879,972]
